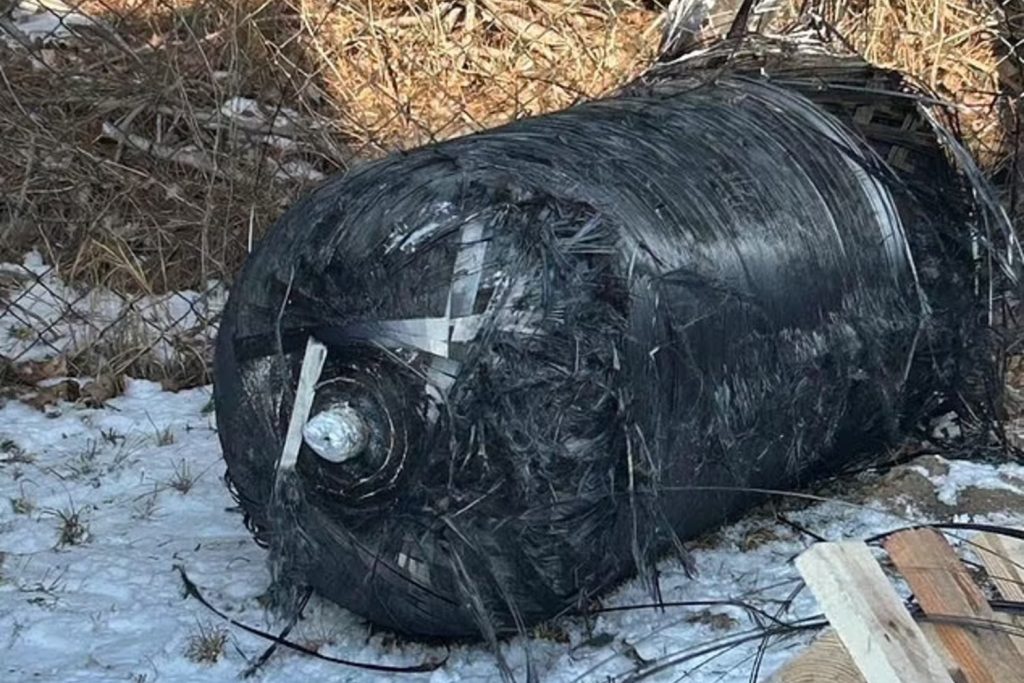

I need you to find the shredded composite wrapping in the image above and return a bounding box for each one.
[213,51,1020,639]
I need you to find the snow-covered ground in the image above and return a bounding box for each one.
[2,255,1024,682]
[0,252,226,366]
[2,376,1023,682]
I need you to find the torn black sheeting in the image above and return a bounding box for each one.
[213,35,1022,640]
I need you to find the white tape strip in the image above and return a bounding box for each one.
[279,337,328,472]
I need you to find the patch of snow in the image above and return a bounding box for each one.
[273,159,326,183]
[916,458,1024,506]
[0,252,226,365]
[5,1,98,47]
[219,97,315,135]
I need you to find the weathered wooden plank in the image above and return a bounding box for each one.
[884,528,1024,683]
[768,608,971,680]
[974,532,1024,601]
[795,541,954,683]
[973,531,1024,659]
[767,619,967,682]
[767,629,865,683]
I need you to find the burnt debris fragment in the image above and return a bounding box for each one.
[213,34,1021,639]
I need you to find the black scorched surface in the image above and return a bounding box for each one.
[213,41,1018,638]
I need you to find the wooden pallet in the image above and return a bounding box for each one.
[770,528,1024,683]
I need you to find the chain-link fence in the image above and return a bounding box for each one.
[1,0,1021,392]
[0,0,672,390]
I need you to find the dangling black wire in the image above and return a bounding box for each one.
[174,564,448,674]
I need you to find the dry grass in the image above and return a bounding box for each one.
[49,505,91,547]
[168,458,197,492]
[823,0,1015,166]
[700,0,1018,164]
[296,0,661,149]
[184,621,228,664]
[11,494,35,515]
[0,0,1022,385]
[1,0,335,295]
[0,0,662,297]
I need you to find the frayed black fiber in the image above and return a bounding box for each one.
[263,467,316,617]
[213,33,1022,640]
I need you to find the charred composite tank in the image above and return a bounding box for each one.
[213,35,1020,639]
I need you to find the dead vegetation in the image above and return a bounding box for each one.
[48,504,91,547]
[0,438,32,464]
[184,621,229,664]
[167,457,197,492]
[0,0,661,297]
[0,0,1022,388]
[824,0,1017,167]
